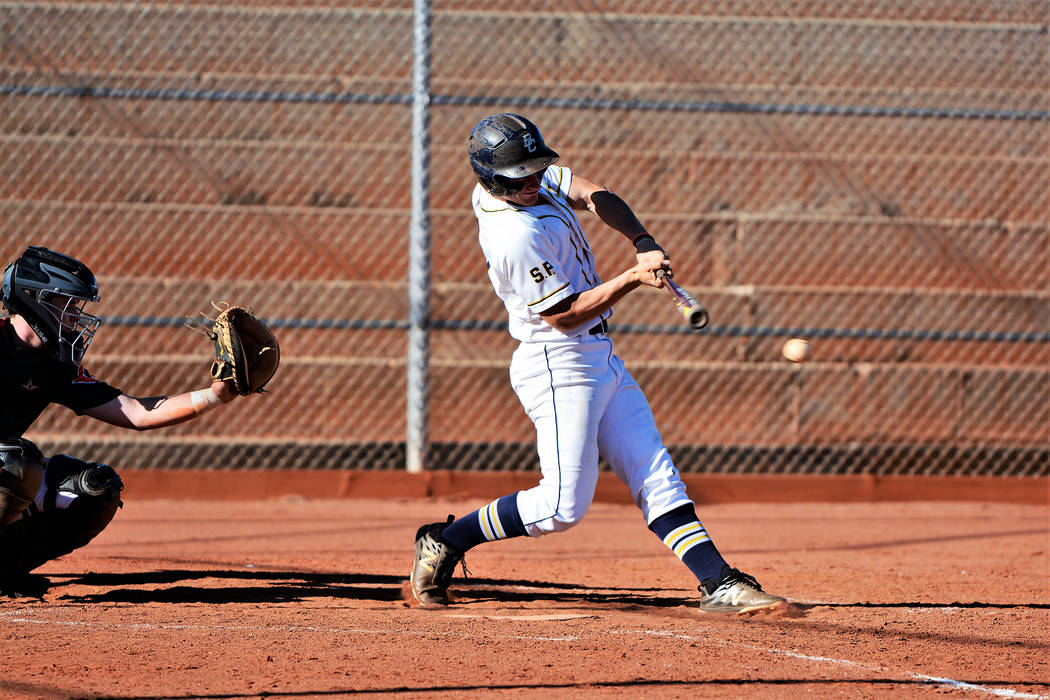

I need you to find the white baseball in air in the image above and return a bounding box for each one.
[782,338,811,363]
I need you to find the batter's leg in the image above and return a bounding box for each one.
[596,365,787,612]
[410,341,613,606]
[442,349,609,547]
[508,342,616,537]
[596,364,728,582]
[437,492,529,552]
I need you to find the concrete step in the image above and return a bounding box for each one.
[6,4,1044,91]
[29,357,1049,448]
[3,137,1043,219]
[6,95,1042,160]
[82,310,1048,369]
[3,204,1044,288]
[17,0,1047,23]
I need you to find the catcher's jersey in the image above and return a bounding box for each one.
[0,317,121,437]
[474,165,609,343]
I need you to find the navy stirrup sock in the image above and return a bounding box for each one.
[439,492,528,552]
[648,504,728,584]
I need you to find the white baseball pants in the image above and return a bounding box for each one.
[509,334,693,536]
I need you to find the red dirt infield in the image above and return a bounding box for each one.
[1,478,1047,699]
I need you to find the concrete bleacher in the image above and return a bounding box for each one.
[3,2,1046,475]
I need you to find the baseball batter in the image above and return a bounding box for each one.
[410,114,786,614]
[0,246,247,598]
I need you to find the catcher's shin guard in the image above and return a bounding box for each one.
[0,456,123,577]
[0,439,45,532]
[410,515,464,606]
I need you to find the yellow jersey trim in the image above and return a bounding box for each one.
[527,281,571,307]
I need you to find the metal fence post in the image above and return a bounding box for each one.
[406,0,433,474]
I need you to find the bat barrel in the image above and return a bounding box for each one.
[687,307,709,330]
[664,277,709,330]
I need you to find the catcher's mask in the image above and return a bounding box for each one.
[1,246,102,365]
[468,113,560,198]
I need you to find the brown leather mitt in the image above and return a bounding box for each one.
[202,304,280,395]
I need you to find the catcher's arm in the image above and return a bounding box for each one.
[83,301,284,431]
[82,303,283,430]
[82,379,237,430]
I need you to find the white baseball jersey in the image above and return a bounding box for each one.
[473,165,610,342]
[470,164,692,537]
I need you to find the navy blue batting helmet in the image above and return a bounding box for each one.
[468,113,560,197]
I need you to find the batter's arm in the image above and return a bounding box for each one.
[539,259,666,333]
[568,175,666,257]
[569,175,645,237]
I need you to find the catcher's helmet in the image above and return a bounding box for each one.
[469,113,560,197]
[1,246,102,365]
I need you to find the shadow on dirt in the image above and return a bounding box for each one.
[48,569,688,607]
[448,578,695,608]
[67,677,1050,700]
[53,569,405,604]
[48,570,1044,614]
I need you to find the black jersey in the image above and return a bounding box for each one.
[0,317,122,437]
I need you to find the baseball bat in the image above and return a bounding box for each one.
[656,270,709,330]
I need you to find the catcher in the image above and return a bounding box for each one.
[0,246,278,597]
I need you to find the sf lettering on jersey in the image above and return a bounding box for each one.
[529,262,556,283]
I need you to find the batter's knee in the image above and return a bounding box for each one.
[544,510,587,534]
[520,488,594,536]
[0,439,45,531]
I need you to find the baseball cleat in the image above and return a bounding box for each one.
[698,566,785,615]
[410,515,464,606]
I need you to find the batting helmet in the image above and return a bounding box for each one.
[468,113,560,197]
[1,246,102,365]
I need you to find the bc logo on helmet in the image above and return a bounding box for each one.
[522,133,536,152]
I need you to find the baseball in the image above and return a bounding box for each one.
[782,338,811,363]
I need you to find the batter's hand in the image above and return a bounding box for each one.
[636,249,669,268]
[631,255,670,289]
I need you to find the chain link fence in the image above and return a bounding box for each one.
[3,1,1047,477]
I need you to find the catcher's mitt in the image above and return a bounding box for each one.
[194,303,280,395]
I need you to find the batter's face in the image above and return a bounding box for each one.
[502,169,546,206]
